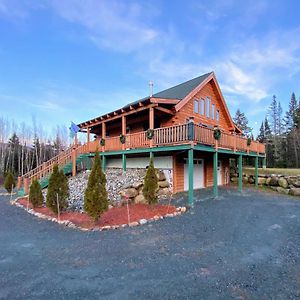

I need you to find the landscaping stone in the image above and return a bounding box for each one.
[269,176,279,186]
[139,219,147,225]
[276,187,290,195]
[290,188,300,196]
[278,177,288,189]
[258,177,266,185]
[158,180,169,188]
[157,170,166,181]
[134,194,146,204]
[124,188,138,198]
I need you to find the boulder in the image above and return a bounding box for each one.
[289,188,300,196]
[276,187,290,195]
[132,181,143,189]
[287,176,298,185]
[293,181,300,188]
[124,188,138,198]
[243,176,249,184]
[134,194,147,204]
[158,180,169,188]
[258,177,266,185]
[158,187,170,196]
[157,171,166,181]
[248,176,255,184]
[269,176,279,186]
[231,177,238,183]
[278,177,288,189]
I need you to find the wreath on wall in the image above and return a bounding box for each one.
[247,137,252,146]
[120,134,126,144]
[213,128,221,140]
[146,129,155,140]
[100,138,105,146]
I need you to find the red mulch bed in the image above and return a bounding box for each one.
[17,198,176,229]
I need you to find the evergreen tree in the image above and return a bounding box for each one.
[84,151,108,221]
[257,121,265,142]
[4,171,15,193]
[233,109,252,136]
[142,158,158,205]
[46,164,69,213]
[29,179,43,208]
[269,95,278,135]
[264,118,275,167]
[284,92,298,132]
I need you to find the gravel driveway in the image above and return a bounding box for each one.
[0,187,299,299]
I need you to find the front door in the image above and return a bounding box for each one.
[184,159,204,191]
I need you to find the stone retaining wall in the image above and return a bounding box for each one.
[230,169,300,196]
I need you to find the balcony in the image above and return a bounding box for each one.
[83,123,265,155]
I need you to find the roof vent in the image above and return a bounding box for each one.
[149,80,154,97]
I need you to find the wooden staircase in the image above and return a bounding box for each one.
[17,144,93,196]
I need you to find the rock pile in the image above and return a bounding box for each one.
[230,171,300,196]
[66,168,171,212]
[120,170,171,204]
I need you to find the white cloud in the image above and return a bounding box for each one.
[49,0,159,52]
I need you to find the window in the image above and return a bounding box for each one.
[206,97,210,118]
[200,98,205,115]
[194,99,199,113]
[216,109,220,122]
[211,104,215,119]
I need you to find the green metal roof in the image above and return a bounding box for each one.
[152,72,212,100]
[122,72,212,109]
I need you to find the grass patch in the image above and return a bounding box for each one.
[243,167,300,176]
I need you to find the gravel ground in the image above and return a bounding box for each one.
[0,186,300,299]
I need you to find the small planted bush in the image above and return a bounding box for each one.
[46,165,69,213]
[4,171,15,193]
[84,151,108,222]
[142,158,158,205]
[29,179,43,208]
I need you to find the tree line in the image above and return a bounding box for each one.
[233,92,300,168]
[0,116,69,177]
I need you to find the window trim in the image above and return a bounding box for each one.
[194,99,199,114]
[206,97,211,118]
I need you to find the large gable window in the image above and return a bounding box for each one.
[216,109,220,122]
[206,97,211,118]
[211,104,215,119]
[200,98,205,115]
[194,99,199,114]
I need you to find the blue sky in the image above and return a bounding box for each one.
[0,0,300,138]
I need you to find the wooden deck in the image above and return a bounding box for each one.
[84,123,265,154]
[18,123,265,193]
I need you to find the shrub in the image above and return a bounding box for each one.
[46,165,69,213]
[4,171,15,193]
[84,151,108,221]
[142,158,158,205]
[29,179,43,208]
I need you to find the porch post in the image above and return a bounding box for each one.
[24,177,29,195]
[87,127,90,152]
[188,148,194,207]
[102,123,106,152]
[213,151,218,197]
[149,107,154,148]
[122,153,126,172]
[150,151,154,160]
[254,156,259,188]
[122,116,126,150]
[17,176,22,190]
[238,154,243,192]
[102,155,106,172]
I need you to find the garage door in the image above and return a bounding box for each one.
[184,159,204,191]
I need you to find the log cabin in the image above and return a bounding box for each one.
[18,72,266,206]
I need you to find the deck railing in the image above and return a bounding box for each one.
[19,123,265,193]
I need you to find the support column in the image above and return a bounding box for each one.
[213,151,218,197]
[87,127,90,152]
[238,154,243,192]
[122,153,126,172]
[17,176,22,190]
[102,155,106,172]
[101,123,106,152]
[72,150,76,176]
[149,107,154,148]
[150,151,154,160]
[122,116,126,150]
[255,156,259,188]
[188,148,194,207]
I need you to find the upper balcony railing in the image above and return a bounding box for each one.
[86,123,265,154]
